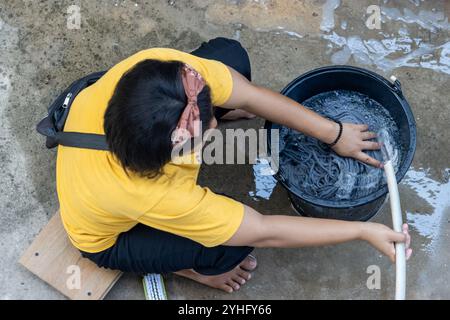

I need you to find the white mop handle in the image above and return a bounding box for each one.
[384,160,406,300]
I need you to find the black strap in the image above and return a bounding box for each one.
[326,120,343,148]
[55,132,109,150]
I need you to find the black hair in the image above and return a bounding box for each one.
[104,59,213,178]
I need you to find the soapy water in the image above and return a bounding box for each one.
[320,0,341,32]
[381,6,450,33]
[256,0,450,75]
[206,1,450,75]
[403,167,450,253]
[378,127,399,165]
[325,32,450,75]
[322,3,450,75]
[279,90,401,201]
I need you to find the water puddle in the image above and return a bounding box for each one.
[402,167,450,253]
[322,3,450,74]
[204,0,450,75]
[381,6,450,33]
[320,0,340,32]
[324,31,450,75]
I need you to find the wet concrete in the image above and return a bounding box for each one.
[0,0,449,299]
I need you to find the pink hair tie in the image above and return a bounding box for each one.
[171,64,205,146]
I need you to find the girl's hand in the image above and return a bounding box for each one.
[331,123,382,168]
[361,222,412,262]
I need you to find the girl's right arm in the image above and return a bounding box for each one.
[221,67,382,168]
[224,205,412,263]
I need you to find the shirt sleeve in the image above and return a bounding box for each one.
[97,48,234,107]
[193,57,234,106]
[137,181,244,247]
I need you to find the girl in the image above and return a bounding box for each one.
[58,37,411,293]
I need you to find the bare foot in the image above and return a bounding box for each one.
[220,109,256,121]
[174,254,257,293]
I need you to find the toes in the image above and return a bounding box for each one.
[220,284,234,293]
[240,254,258,271]
[226,280,241,291]
[232,274,246,285]
[237,269,251,281]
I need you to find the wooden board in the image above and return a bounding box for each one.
[19,211,122,300]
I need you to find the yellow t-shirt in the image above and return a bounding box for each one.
[56,48,244,253]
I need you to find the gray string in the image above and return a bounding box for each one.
[279,90,400,201]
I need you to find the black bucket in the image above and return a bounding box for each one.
[265,66,417,221]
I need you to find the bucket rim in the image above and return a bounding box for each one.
[265,65,417,209]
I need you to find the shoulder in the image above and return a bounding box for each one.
[132,48,233,106]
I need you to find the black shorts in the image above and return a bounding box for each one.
[191,37,252,119]
[81,37,253,276]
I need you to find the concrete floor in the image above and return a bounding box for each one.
[0,0,449,299]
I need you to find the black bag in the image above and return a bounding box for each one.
[36,71,109,150]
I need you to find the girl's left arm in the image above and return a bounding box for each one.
[221,67,382,168]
